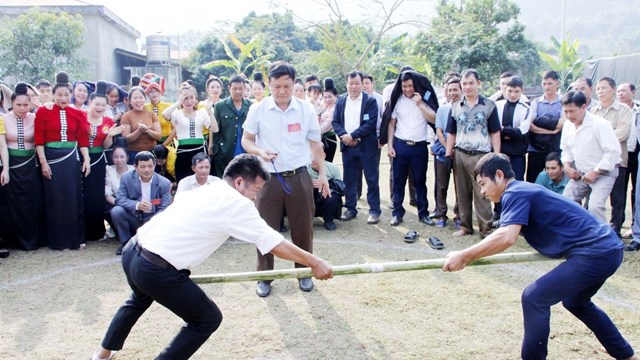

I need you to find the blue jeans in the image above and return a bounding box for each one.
[392,140,429,219]
[342,145,381,216]
[520,247,633,359]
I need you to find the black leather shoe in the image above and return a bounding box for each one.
[298,277,314,292]
[367,214,380,224]
[420,217,436,226]
[324,220,337,231]
[390,216,403,226]
[256,281,271,297]
[115,245,124,256]
[341,211,356,221]
[625,241,640,252]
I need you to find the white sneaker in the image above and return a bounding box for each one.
[105,227,116,239]
[92,350,116,360]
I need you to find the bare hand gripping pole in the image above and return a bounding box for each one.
[191,252,549,284]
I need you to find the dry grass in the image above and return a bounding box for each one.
[1,153,639,359]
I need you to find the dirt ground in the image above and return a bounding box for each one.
[1,152,639,360]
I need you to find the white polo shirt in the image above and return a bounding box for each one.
[244,96,321,172]
[560,112,622,174]
[391,95,431,142]
[138,181,284,270]
[176,174,220,193]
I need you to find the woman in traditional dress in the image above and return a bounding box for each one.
[71,80,92,111]
[34,71,90,250]
[162,86,211,183]
[252,72,266,103]
[83,81,123,241]
[120,86,162,164]
[0,83,42,250]
[141,73,175,147]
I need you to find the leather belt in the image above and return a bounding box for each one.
[395,137,427,147]
[133,238,175,270]
[456,147,488,156]
[271,166,307,177]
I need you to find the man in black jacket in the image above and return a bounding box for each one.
[332,70,381,224]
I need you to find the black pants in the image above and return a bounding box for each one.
[610,167,627,236]
[314,190,343,222]
[526,151,548,183]
[624,149,639,225]
[101,240,223,359]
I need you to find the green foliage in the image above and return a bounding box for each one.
[0,7,87,84]
[203,34,274,80]
[538,33,584,91]
[415,0,541,89]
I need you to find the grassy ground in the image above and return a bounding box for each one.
[1,152,639,359]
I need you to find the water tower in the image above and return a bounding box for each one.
[146,34,171,65]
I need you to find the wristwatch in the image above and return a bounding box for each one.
[594,167,609,175]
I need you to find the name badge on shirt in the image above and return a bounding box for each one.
[288,123,302,132]
[151,198,162,205]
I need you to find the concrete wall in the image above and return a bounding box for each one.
[81,13,139,82]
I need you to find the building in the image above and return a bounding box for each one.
[0,1,181,96]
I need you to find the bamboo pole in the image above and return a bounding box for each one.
[191,252,550,285]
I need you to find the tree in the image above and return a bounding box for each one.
[0,7,87,84]
[203,34,274,81]
[538,33,584,91]
[415,0,541,88]
[284,0,430,86]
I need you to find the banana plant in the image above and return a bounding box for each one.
[538,33,585,91]
[203,34,273,80]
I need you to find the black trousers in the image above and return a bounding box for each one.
[101,240,223,359]
[624,149,639,225]
[610,167,627,236]
[526,151,548,183]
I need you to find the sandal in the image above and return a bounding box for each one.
[428,236,444,250]
[404,230,419,243]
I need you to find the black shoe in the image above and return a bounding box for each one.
[0,249,9,258]
[115,245,124,256]
[409,200,417,207]
[367,214,380,224]
[324,220,337,231]
[420,217,436,226]
[256,281,271,297]
[341,211,356,222]
[298,277,314,292]
[390,216,403,226]
[624,241,640,252]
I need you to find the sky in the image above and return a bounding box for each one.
[92,0,435,38]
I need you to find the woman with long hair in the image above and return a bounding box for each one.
[162,86,211,182]
[34,71,90,250]
[120,86,162,163]
[83,81,123,241]
[318,78,338,162]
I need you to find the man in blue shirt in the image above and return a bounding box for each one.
[534,152,569,194]
[444,153,637,360]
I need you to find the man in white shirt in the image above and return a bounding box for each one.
[561,91,622,223]
[242,61,329,297]
[92,154,333,360]
[176,152,220,193]
[387,70,437,226]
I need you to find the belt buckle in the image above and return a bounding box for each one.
[281,170,293,177]
[406,140,415,146]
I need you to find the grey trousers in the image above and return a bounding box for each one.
[453,151,493,234]
[562,168,618,223]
